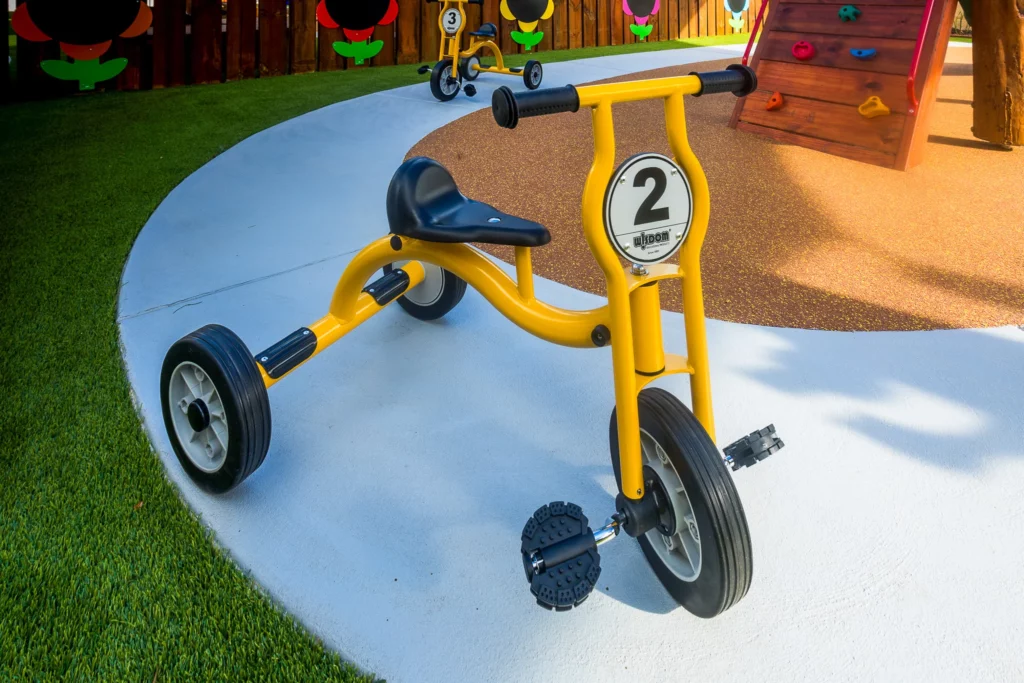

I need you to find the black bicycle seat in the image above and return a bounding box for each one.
[469,22,497,38]
[386,157,550,248]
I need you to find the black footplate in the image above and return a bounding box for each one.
[363,268,410,306]
[521,502,601,611]
[723,424,785,471]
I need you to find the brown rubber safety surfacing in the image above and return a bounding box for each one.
[408,52,1024,332]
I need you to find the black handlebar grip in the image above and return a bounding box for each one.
[492,85,580,129]
[690,64,758,97]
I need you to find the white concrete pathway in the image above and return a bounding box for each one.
[118,44,1024,683]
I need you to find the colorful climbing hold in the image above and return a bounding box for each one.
[791,41,815,61]
[838,5,861,21]
[850,48,877,60]
[858,96,890,119]
[766,92,785,111]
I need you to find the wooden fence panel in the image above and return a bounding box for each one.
[669,0,679,39]
[569,0,583,49]
[420,1,440,62]
[260,0,288,77]
[226,0,257,80]
[538,14,554,53]
[152,0,187,87]
[597,0,611,45]
[397,0,421,64]
[552,0,568,50]
[1,10,9,101]
[658,4,669,42]
[583,0,597,47]
[611,0,623,44]
[192,0,223,84]
[375,22,397,66]
[115,38,144,91]
[318,26,345,71]
[291,0,317,74]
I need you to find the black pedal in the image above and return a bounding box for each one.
[417,64,430,75]
[463,84,477,97]
[723,424,785,471]
[520,502,601,611]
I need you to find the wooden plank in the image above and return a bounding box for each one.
[569,0,584,48]
[598,0,611,45]
[736,120,897,167]
[740,90,907,154]
[1,9,9,100]
[687,0,698,37]
[374,21,397,66]
[584,0,598,46]
[698,0,708,36]
[191,0,222,84]
[898,0,957,169]
[397,0,421,64]
[499,4,517,54]
[226,0,257,80]
[658,4,669,42]
[152,0,170,87]
[554,0,570,50]
[772,4,924,40]
[755,59,911,113]
[421,1,440,61]
[611,0,624,44]
[759,30,916,74]
[319,26,345,71]
[291,0,317,74]
[716,0,726,36]
[669,0,679,39]
[114,38,143,91]
[168,0,187,86]
[259,0,288,76]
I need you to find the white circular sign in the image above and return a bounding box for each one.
[603,153,693,265]
[442,8,463,34]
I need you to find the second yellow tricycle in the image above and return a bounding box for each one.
[419,0,544,101]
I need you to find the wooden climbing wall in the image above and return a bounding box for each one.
[730,0,959,170]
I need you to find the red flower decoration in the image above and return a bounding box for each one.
[12,0,152,60]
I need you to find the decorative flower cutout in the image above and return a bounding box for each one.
[12,0,152,90]
[317,0,399,65]
[724,0,749,32]
[622,0,660,40]
[500,0,554,51]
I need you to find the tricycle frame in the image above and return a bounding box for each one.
[258,74,717,504]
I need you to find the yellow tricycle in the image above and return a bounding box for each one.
[417,0,544,101]
[160,64,784,616]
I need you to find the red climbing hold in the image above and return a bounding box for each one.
[791,41,815,61]
[766,92,784,111]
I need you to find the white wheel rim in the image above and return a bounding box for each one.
[168,361,230,473]
[640,428,702,582]
[530,65,541,85]
[393,261,446,307]
[440,66,459,96]
[467,56,479,76]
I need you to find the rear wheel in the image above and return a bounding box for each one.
[459,54,481,81]
[384,261,467,321]
[610,387,752,618]
[161,324,271,493]
[430,60,460,102]
[523,60,543,90]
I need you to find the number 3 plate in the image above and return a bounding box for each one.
[603,153,693,265]
[442,8,463,34]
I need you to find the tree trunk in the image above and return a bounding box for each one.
[971,0,1024,146]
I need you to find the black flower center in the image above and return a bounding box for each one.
[27,0,142,46]
[323,0,392,31]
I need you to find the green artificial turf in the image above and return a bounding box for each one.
[0,37,747,680]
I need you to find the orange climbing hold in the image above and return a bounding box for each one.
[766,92,784,111]
[858,96,890,119]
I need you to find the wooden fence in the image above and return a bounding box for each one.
[3,0,759,100]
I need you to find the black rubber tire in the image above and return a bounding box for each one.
[459,54,481,81]
[160,324,272,494]
[610,387,752,618]
[429,59,460,102]
[523,60,543,90]
[383,262,468,321]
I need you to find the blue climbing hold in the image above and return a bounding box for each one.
[850,48,877,60]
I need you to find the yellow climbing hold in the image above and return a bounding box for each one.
[858,96,890,118]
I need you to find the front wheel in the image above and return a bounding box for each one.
[161,324,272,493]
[430,60,461,102]
[523,59,543,90]
[610,387,752,618]
[383,261,467,320]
